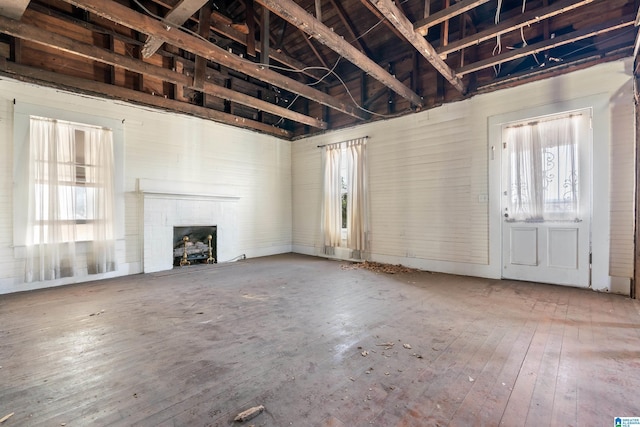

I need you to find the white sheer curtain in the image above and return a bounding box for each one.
[321,144,342,254]
[506,116,579,221]
[346,137,368,259]
[86,126,117,274]
[25,117,116,282]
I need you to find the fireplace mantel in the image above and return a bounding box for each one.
[137,178,241,201]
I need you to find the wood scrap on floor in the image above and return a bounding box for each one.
[234,405,264,422]
[341,261,419,274]
[0,413,14,423]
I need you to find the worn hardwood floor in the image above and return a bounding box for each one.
[1,254,639,426]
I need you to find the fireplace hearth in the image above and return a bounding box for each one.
[173,226,217,266]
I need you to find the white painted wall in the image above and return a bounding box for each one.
[293,58,635,295]
[0,77,292,294]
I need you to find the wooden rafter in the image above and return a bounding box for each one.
[146,0,325,80]
[367,0,466,93]
[256,0,424,106]
[0,58,291,137]
[193,1,212,89]
[207,11,325,80]
[327,0,369,55]
[438,0,596,57]
[142,0,208,58]
[0,13,328,129]
[457,15,635,76]
[414,0,490,36]
[60,0,368,120]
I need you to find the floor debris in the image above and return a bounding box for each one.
[341,261,420,274]
[403,343,412,349]
[234,405,265,422]
[0,413,14,423]
[361,350,369,357]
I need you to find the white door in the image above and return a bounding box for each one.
[501,110,591,287]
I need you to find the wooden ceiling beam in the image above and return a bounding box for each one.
[414,0,490,36]
[0,13,327,129]
[207,11,324,81]
[146,0,326,81]
[60,0,368,120]
[255,0,423,106]
[457,15,635,76]
[437,0,596,57]
[368,0,466,93]
[142,0,209,58]
[0,58,291,137]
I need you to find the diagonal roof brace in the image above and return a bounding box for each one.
[255,0,424,107]
[142,0,209,58]
[368,0,466,94]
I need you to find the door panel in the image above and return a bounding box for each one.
[509,227,538,266]
[547,228,578,269]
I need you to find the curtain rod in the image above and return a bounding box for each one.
[317,136,368,148]
[505,113,582,129]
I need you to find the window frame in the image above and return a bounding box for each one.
[13,102,124,249]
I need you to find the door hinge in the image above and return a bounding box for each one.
[503,142,507,149]
[589,252,592,266]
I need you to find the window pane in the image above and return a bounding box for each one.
[341,193,347,229]
[507,116,579,221]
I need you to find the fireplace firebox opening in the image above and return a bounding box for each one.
[173,226,217,267]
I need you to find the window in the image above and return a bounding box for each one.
[505,114,581,221]
[321,137,369,259]
[23,116,117,281]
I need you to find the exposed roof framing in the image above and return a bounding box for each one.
[437,0,598,57]
[414,0,491,36]
[367,0,466,93]
[457,14,635,76]
[255,0,424,106]
[142,0,209,58]
[0,0,634,139]
[62,0,368,120]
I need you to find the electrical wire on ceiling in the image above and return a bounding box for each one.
[513,0,541,66]
[131,0,414,126]
[492,0,504,76]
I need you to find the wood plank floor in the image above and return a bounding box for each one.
[1,253,639,426]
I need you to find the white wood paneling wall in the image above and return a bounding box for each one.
[293,58,635,294]
[0,77,291,294]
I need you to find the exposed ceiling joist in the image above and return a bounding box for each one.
[367,0,466,93]
[60,0,368,120]
[142,0,209,58]
[146,0,326,80]
[255,0,424,107]
[206,10,326,81]
[0,13,327,129]
[0,0,30,20]
[457,15,635,76]
[0,57,291,137]
[414,0,490,36]
[437,0,596,57]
